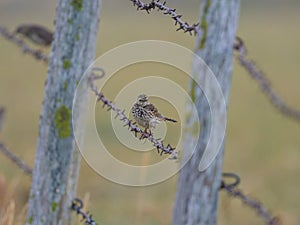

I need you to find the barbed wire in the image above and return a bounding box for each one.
[0,141,281,225]
[234,36,300,123]
[0,26,289,225]
[2,24,299,126]
[0,27,178,159]
[71,173,280,225]
[71,198,98,225]
[0,26,49,63]
[130,0,199,35]
[221,184,281,225]
[0,142,33,176]
[89,70,178,159]
[7,167,274,225]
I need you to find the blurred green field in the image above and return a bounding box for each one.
[0,1,300,225]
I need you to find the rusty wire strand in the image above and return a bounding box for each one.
[89,73,178,159]
[220,172,280,225]
[220,172,240,189]
[130,0,199,35]
[222,184,281,225]
[71,198,98,225]
[234,36,300,123]
[0,26,49,63]
[0,142,33,176]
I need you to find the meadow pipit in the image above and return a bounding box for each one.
[131,94,177,138]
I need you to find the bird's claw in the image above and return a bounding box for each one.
[140,131,147,140]
[140,129,151,140]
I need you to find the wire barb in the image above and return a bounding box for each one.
[71,198,98,225]
[130,0,199,35]
[234,36,300,123]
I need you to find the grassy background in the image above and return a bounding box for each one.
[0,0,300,225]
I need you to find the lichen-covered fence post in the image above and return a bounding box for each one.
[26,0,102,224]
[173,1,240,225]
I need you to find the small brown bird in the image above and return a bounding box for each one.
[15,24,53,46]
[131,94,177,137]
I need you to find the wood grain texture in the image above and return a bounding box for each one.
[172,1,240,225]
[25,0,101,224]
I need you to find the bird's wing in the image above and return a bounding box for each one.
[143,103,163,119]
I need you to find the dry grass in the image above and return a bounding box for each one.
[0,175,27,225]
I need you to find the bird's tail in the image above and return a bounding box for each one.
[164,117,177,123]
